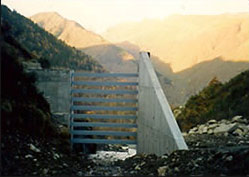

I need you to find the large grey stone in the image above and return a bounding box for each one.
[202,127,208,134]
[233,128,244,136]
[29,144,40,153]
[208,123,219,129]
[207,119,217,124]
[207,129,213,134]
[220,119,228,124]
[238,125,249,133]
[158,166,168,176]
[213,123,238,134]
[188,129,196,134]
[231,116,243,123]
[198,125,205,132]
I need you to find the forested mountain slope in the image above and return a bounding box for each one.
[1,5,104,72]
[176,70,249,131]
[30,12,137,73]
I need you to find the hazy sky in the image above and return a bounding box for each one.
[2,0,249,33]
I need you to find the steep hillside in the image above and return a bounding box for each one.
[1,5,104,72]
[176,69,249,131]
[176,58,249,103]
[103,14,249,72]
[1,24,95,176]
[1,21,55,137]
[30,12,137,73]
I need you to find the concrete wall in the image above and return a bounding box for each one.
[27,69,71,125]
[137,52,188,155]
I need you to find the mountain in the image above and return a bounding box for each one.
[176,69,249,131]
[28,10,249,106]
[30,12,137,73]
[1,20,56,137]
[31,12,107,48]
[115,41,174,77]
[115,41,249,106]
[103,14,249,72]
[174,58,249,105]
[1,5,104,72]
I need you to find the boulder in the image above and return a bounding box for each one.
[231,116,248,124]
[77,171,83,176]
[220,119,228,124]
[208,123,219,129]
[198,125,206,133]
[207,119,217,124]
[188,129,196,134]
[158,166,168,176]
[42,169,49,175]
[182,132,188,136]
[207,129,213,134]
[25,154,33,158]
[231,116,243,123]
[238,125,249,133]
[202,127,208,134]
[29,144,40,153]
[232,128,244,136]
[213,123,238,134]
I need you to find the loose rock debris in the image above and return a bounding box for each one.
[2,115,249,176]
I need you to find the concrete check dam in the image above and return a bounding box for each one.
[28,52,188,156]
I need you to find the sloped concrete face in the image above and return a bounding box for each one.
[137,52,188,155]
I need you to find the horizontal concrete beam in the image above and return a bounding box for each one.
[137,52,188,155]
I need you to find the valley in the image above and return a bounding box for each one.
[1,3,249,176]
[30,12,249,106]
[31,12,137,73]
[103,14,249,72]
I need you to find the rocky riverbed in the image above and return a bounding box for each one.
[2,115,249,176]
[84,115,249,176]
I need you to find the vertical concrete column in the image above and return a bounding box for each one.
[137,52,188,155]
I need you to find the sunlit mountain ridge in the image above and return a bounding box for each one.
[103,13,249,72]
[31,12,137,73]
[30,11,249,106]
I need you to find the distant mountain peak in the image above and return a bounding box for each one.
[1,5,104,72]
[30,11,137,73]
[103,13,249,72]
[34,11,61,17]
[31,12,107,48]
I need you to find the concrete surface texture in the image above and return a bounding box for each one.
[27,69,70,125]
[137,52,188,155]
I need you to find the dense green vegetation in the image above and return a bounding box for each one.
[1,5,104,72]
[1,21,57,137]
[176,70,249,131]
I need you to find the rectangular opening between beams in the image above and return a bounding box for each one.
[71,105,138,111]
[71,114,137,119]
[71,130,137,137]
[71,89,138,94]
[72,97,138,103]
[71,122,137,128]
[72,81,138,86]
[72,138,137,144]
[72,73,138,78]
